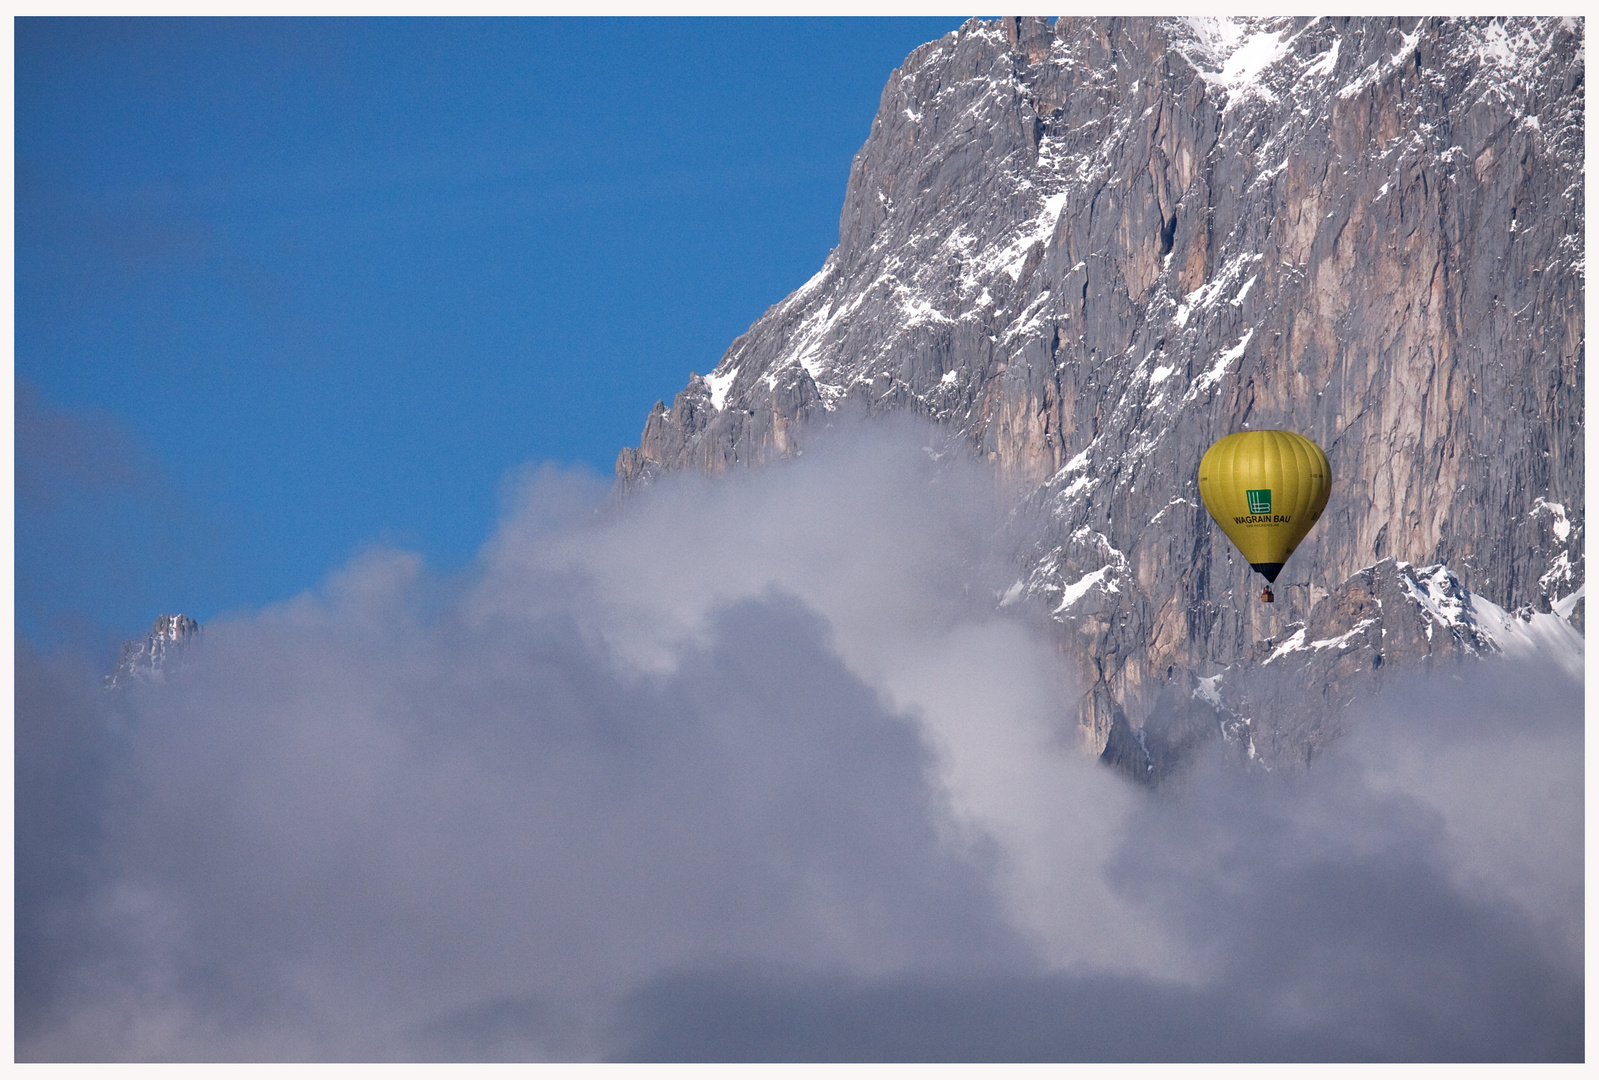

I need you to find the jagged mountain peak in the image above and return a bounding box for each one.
[617,16,1583,771]
[105,613,201,690]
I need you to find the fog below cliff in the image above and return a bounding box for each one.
[16,421,1582,1061]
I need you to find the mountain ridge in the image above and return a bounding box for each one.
[616,15,1584,766]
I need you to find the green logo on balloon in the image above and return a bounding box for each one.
[1246,489,1272,515]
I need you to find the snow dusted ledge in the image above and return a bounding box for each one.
[1260,559,1583,678]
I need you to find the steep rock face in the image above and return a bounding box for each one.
[618,17,1584,760]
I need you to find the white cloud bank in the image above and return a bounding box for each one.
[15,419,1582,1061]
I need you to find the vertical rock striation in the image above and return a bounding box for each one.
[618,17,1584,767]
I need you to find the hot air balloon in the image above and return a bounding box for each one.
[1198,429,1330,603]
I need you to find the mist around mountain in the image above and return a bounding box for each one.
[17,421,1583,1061]
[15,15,1583,1062]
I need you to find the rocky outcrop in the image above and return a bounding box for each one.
[1107,557,1584,779]
[105,614,201,690]
[618,17,1584,767]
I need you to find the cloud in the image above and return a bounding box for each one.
[14,418,1583,1061]
[1098,662,1583,1061]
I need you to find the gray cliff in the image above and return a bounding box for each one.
[618,16,1584,770]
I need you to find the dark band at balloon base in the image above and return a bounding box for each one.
[1251,562,1285,583]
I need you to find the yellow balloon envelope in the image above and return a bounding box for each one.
[1198,430,1331,584]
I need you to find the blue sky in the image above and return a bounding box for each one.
[15,16,968,654]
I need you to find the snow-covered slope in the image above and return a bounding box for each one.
[618,17,1584,768]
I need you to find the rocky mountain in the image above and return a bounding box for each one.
[616,16,1584,772]
[104,613,201,690]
